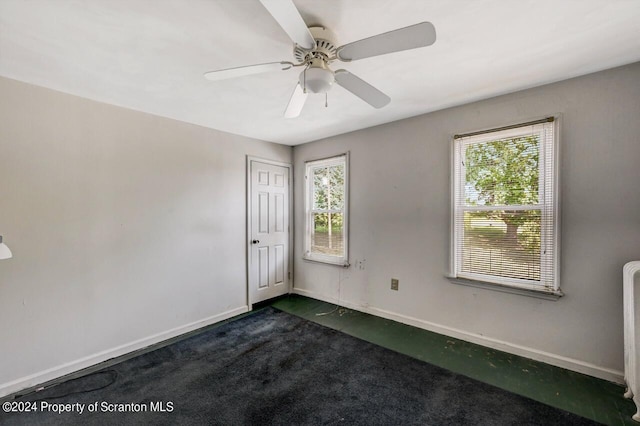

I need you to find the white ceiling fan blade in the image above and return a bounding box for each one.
[337,22,436,62]
[204,62,292,81]
[260,0,315,50]
[335,70,390,109]
[284,83,308,118]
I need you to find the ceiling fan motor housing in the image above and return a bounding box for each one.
[295,27,338,94]
[293,26,338,62]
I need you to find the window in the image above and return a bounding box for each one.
[451,118,559,294]
[304,154,349,266]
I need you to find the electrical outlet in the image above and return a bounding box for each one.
[391,278,399,291]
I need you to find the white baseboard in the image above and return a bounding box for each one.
[292,288,624,384]
[0,306,249,399]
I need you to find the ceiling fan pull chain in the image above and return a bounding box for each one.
[303,68,307,93]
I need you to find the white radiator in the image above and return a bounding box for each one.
[624,261,640,422]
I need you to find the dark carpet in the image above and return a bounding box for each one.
[1,307,598,425]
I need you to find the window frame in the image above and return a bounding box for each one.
[303,153,350,266]
[450,118,561,295]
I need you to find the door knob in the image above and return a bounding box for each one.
[252,240,260,244]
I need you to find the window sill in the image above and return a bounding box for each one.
[445,275,563,301]
[303,256,350,268]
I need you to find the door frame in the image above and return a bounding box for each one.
[246,156,294,309]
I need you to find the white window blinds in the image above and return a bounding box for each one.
[452,118,559,292]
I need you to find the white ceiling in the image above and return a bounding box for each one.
[1,0,639,145]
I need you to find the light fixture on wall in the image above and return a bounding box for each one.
[0,235,13,260]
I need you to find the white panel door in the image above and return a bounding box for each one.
[249,160,290,304]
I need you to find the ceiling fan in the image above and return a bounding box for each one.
[204,0,436,118]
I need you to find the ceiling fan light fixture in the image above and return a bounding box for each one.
[299,60,335,94]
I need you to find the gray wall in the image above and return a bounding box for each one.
[292,62,640,381]
[0,77,291,396]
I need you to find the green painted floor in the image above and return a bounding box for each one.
[270,294,637,426]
